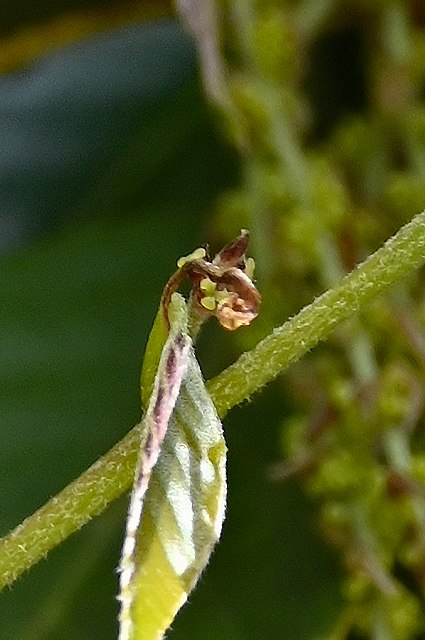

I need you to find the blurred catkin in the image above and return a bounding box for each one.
[177,1,425,637]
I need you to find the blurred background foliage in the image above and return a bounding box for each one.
[2,1,425,639]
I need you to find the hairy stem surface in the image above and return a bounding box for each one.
[1,209,425,589]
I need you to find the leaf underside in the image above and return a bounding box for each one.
[119,293,227,640]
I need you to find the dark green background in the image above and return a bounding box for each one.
[0,18,340,639]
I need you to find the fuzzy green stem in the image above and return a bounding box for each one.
[208,209,425,415]
[1,208,425,589]
[0,425,142,589]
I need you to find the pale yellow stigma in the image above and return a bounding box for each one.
[200,278,217,310]
[245,257,255,279]
[200,296,217,311]
[199,278,232,311]
[215,289,231,303]
[200,278,217,295]
[177,247,206,269]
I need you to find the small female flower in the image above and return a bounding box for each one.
[162,230,261,331]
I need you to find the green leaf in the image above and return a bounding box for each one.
[119,293,227,640]
[139,306,168,410]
